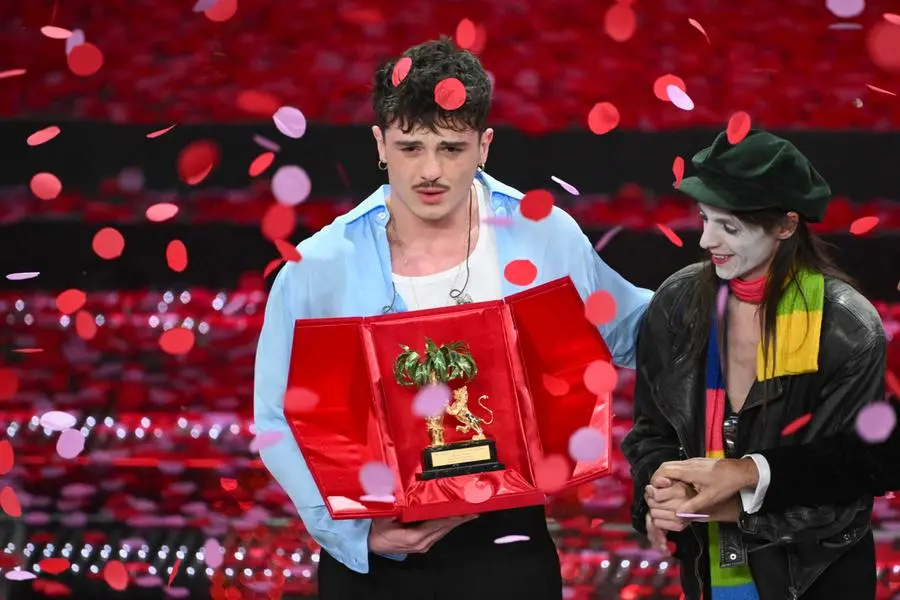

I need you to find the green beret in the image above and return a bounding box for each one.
[678,129,831,222]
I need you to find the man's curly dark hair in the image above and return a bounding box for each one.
[372,37,491,135]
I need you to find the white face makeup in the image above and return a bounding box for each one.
[697,203,779,281]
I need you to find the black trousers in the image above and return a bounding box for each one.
[317,506,563,600]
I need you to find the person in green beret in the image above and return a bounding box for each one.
[621,130,885,600]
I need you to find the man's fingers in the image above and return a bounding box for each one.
[677,489,718,515]
[649,474,673,488]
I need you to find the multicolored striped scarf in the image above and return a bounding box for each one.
[704,268,824,600]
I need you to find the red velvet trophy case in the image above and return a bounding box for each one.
[284,277,614,522]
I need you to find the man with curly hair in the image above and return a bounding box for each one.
[254,37,652,599]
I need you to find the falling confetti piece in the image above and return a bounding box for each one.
[587,102,620,135]
[253,134,281,152]
[494,534,531,544]
[392,56,412,87]
[238,90,281,116]
[504,259,537,286]
[167,587,190,598]
[92,227,125,259]
[263,258,284,278]
[781,412,813,436]
[249,431,284,453]
[205,0,237,22]
[41,25,72,39]
[657,224,683,247]
[673,156,685,188]
[866,84,897,96]
[542,373,570,396]
[271,165,311,206]
[274,239,302,263]
[202,539,225,569]
[193,0,219,11]
[434,77,466,110]
[827,0,864,18]
[359,462,395,496]
[146,203,179,222]
[359,494,396,503]
[535,454,569,492]
[67,42,103,76]
[6,271,39,280]
[856,402,896,443]
[653,74,686,101]
[887,371,900,399]
[6,570,36,581]
[12,348,43,353]
[584,360,618,394]
[30,172,62,200]
[0,440,12,475]
[482,215,514,227]
[168,559,181,587]
[850,216,879,235]
[676,512,710,519]
[0,369,18,401]
[56,429,85,459]
[886,13,900,25]
[688,18,709,43]
[65,29,85,55]
[1,486,22,517]
[249,152,275,177]
[0,68,27,80]
[273,106,307,139]
[866,21,900,74]
[594,226,624,252]
[135,576,163,588]
[568,427,607,462]
[726,112,752,144]
[147,124,177,139]
[262,203,296,240]
[220,478,238,492]
[159,328,195,355]
[667,85,695,110]
[40,411,77,431]
[550,175,580,195]
[177,140,219,185]
[39,558,71,575]
[412,384,451,418]
[716,284,729,319]
[456,18,477,49]
[604,3,637,42]
[463,478,494,504]
[585,290,617,326]
[75,310,97,340]
[27,125,60,146]
[103,560,128,591]
[520,189,554,221]
[284,387,319,413]
[166,240,188,273]
[56,289,86,314]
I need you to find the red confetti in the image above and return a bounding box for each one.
[866,21,900,73]
[168,558,181,587]
[391,57,412,87]
[688,18,710,43]
[656,223,684,247]
[0,369,19,401]
[237,90,281,115]
[262,203,296,241]
[263,258,284,279]
[520,189,554,221]
[177,140,220,186]
[30,172,62,200]
[653,74,686,102]
[726,111,752,144]
[584,290,617,326]
[103,560,128,591]
[39,558,71,575]
[672,156,686,189]
[604,3,636,42]
[850,216,879,235]
[27,125,60,146]
[274,239,302,263]
[166,240,188,272]
[504,259,537,286]
[886,13,900,25]
[159,328,195,355]
[40,26,72,39]
[56,289,86,315]
[534,454,569,492]
[462,477,493,503]
[285,387,320,413]
[587,102,620,135]
[249,152,275,177]
[886,371,900,399]
[75,310,97,341]
[0,440,13,475]
[205,0,237,22]
[1,486,22,517]
[782,413,813,436]
[434,78,466,110]
[146,124,177,139]
[866,84,897,97]
[583,360,618,394]
[67,42,103,76]
[542,374,570,397]
[220,478,238,492]
[146,203,179,222]
[12,348,42,354]
[92,227,125,259]
[0,69,26,80]
[456,18,477,49]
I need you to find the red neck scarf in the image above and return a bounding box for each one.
[729,275,766,303]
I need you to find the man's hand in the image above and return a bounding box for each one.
[645,512,670,557]
[368,515,477,555]
[654,458,759,516]
[644,480,695,533]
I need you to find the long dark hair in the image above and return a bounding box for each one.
[682,208,856,377]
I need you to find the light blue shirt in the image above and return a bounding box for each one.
[253,171,652,574]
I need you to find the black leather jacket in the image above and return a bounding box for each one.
[621,264,886,600]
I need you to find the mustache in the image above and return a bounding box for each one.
[413,183,450,191]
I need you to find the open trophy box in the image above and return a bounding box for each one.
[284,276,614,522]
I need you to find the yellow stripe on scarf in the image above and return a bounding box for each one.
[756,307,822,381]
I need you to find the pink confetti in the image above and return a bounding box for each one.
[583,360,618,394]
[676,512,710,519]
[866,84,897,97]
[434,77,466,110]
[39,410,77,431]
[272,165,311,206]
[202,538,224,569]
[568,427,606,462]
[0,69,26,80]
[30,172,62,200]
[61,483,96,498]
[249,430,284,452]
[550,175,580,195]
[856,402,897,443]
[594,225,624,252]
[716,284,729,319]
[41,26,72,39]
[886,13,900,25]
[688,18,710,43]
[534,454,569,492]
[827,0,864,18]
[65,30,85,55]
[494,534,531,544]
[412,384,451,418]
[166,587,190,598]
[146,203,179,222]
[5,570,36,581]
[542,373,570,396]
[6,272,39,281]
[667,85,695,111]
[359,461,395,496]
[253,134,281,152]
[56,429,85,459]
[463,477,494,504]
[146,124,177,139]
[27,125,60,146]
[273,106,307,139]
[359,494,396,503]
[284,387,319,413]
[135,575,163,588]
[584,290,617,326]
[482,215,514,227]
[193,0,219,11]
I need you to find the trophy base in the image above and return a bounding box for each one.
[418,439,505,481]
